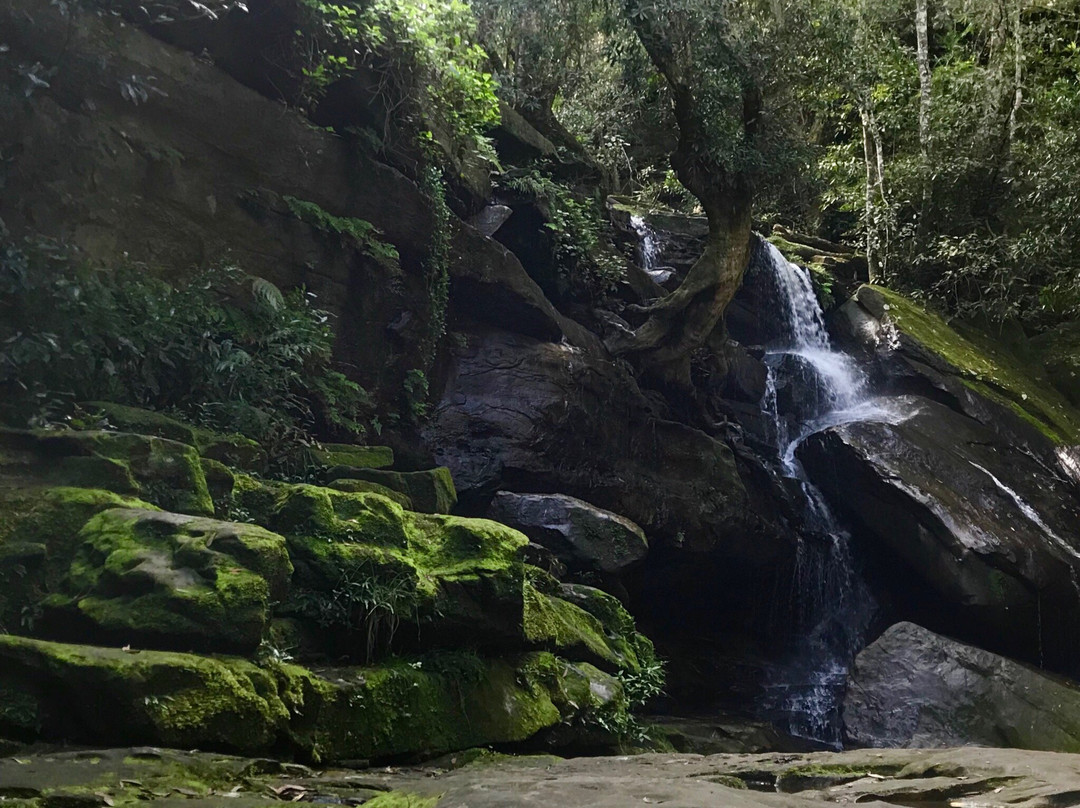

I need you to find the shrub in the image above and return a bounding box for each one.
[0,239,371,462]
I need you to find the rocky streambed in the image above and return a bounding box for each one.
[6,744,1080,807]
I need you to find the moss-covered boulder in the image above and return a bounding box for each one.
[0,429,214,516]
[327,477,413,508]
[310,443,394,470]
[327,467,457,514]
[836,285,1080,446]
[80,402,268,473]
[42,508,291,654]
[0,487,158,632]
[0,634,291,753]
[81,401,198,445]
[0,635,630,762]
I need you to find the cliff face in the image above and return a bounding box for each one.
[1,0,436,408]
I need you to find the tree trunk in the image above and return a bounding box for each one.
[1008,0,1023,144]
[613,0,758,388]
[915,0,933,228]
[915,0,932,149]
[860,105,880,283]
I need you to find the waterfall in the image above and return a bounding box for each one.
[630,215,675,285]
[756,240,883,747]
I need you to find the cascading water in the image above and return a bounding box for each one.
[755,240,890,747]
[629,215,676,285]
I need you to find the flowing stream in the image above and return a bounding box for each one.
[755,240,891,747]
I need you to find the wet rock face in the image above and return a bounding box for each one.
[800,396,1080,608]
[798,395,1080,667]
[425,326,777,561]
[844,622,1080,751]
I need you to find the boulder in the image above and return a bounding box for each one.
[487,492,648,574]
[448,221,601,351]
[42,508,292,655]
[491,102,559,164]
[325,467,456,514]
[81,402,268,473]
[309,444,394,471]
[798,395,1080,660]
[844,622,1080,751]
[834,285,1080,450]
[0,487,157,632]
[326,477,413,508]
[223,480,649,667]
[1,429,214,517]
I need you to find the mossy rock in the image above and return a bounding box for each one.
[194,429,267,474]
[0,487,157,632]
[42,508,291,655]
[0,429,214,516]
[273,487,533,656]
[522,586,638,672]
[0,635,631,762]
[856,286,1080,445]
[327,477,412,508]
[80,402,268,473]
[81,401,197,445]
[325,467,457,514]
[246,484,646,668]
[310,443,394,470]
[0,634,292,753]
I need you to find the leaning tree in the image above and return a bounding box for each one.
[608,0,762,388]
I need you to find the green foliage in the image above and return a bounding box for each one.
[283,195,400,262]
[291,561,420,662]
[298,0,499,158]
[619,654,665,710]
[502,169,624,296]
[0,240,371,461]
[419,165,451,367]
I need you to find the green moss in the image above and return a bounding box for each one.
[193,429,267,473]
[0,487,157,632]
[522,585,630,670]
[362,794,440,808]
[0,635,289,752]
[864,285,1080,444]
[200,457,236,515]
[47,508,290,654]
[80,401,197,445]
[283,196,400,263]
[404,513,527,576]
[328,478,413,508]
[0,430,217,516]
[0,633,637,762]
[310,443,394,470]
[326,467,457,514]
